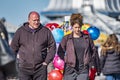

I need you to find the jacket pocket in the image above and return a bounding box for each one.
[17,51,33,68]
[64,64,76,75]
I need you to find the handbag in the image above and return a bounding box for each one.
[0,37,15,66]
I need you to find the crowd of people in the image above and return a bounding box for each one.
[0,11,120,80]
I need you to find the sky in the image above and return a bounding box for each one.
[0,0,49,26]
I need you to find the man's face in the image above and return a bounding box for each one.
[28,13,40,29]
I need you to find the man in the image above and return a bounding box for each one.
[10,11,56,80]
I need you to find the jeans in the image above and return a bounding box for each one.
[106,73,120,80]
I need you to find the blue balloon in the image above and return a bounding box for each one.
[87,26,100,40]
[52,28,64,43]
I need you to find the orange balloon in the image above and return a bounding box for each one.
[81,23,90,31]
[48,69,63,80]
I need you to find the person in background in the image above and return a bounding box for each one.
[0,18,10,80]
[100,34,120,80]
[10,11,56,80]
[0,18,9,43]
[57,13,100,80]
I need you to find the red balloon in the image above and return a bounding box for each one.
[48,70,63,80]
[83,30,89,34]
[45,23,59,30]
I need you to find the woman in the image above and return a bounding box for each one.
[100,34,120,80]
[57,13,100,80]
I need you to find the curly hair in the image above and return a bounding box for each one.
[70,13,83,27]
[101,34,120,55]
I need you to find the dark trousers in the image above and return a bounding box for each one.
[0,70,6,80]
[64,73,89,80]
[18,65,47,80]
[0,61,17,80]
[63,65,89,80]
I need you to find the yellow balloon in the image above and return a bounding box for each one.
[94,33,108,46]
[64,30,72,36]
[81,23,90,31]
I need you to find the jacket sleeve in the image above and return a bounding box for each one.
[57,36,68,60]
[89,36,101,73]
[45,30,56,64]
[100,55,106,70]
[10,29,20,54]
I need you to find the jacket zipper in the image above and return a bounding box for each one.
[32,32,35,68]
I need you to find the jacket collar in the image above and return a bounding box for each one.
[22,22,43,33]
[68,32,89,39]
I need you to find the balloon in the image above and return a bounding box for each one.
[53,54,59,62]
[53,55,64,70]
[82,30,89,35]
[61,21,72,35]
[60,69,64,74]
[48,69,63,80]
[52,28,64,43]
[45,23,59,30]
[87,26,100,40]
[64,30,72,36]
[81,23,90,31]
[94,32,108,46]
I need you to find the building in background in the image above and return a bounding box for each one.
[41,0,120,40]
[41,0,120,20]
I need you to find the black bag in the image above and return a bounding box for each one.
[0,37,15,66]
